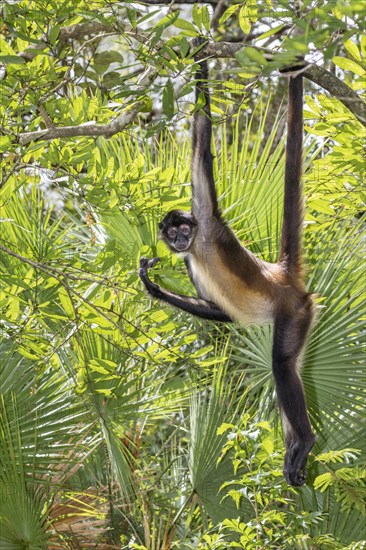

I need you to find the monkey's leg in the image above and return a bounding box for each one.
[138,257,232,322]
[272,304,316,486]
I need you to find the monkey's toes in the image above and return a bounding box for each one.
[284,465,307,487]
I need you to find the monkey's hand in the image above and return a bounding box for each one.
[139,257,160,272]
[139,257,233,322]
[138,257,162,298]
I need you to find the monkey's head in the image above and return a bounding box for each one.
[159,210,197,254]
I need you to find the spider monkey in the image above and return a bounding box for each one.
[139,39,316,486]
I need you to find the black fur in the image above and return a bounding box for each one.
[138,258,232,322]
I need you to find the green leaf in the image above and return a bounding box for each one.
[256,24,285,40]
[58,287,75,318]
[180,36,190,57]
[173,18,197,33]
[153,11,179,31]
[192,4,202,29]
[202,5,211,32]
[192,5,211,32]
[343,38,361,61]
[332,56,366,75]
[126,7,137,29]
[239,5,251,35]
[0,55,25,65]
[49,25,60,45]
[0,136,11,152]
[217,423,235,435]
[361,35,366,57]
[235,47,267,69]
[162,79,175,118]
[88,363,110,375]
[219,4,239,24]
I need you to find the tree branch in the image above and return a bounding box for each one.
[19,22,115,61]
[16,23,366,143]
[200,42,366,126]
[18,67,157,144]
[302,64,366,126]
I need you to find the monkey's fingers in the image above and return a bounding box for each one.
[139,257,160,270]
[148,257,160,268]
[138,258,161,284]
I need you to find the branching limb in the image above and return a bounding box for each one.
[19,22,115,61]
[14,22,365,143]
[197,42,366,127]
[302,64,366,126]
[18,66,157,144]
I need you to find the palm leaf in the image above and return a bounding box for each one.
[188,363,253,522]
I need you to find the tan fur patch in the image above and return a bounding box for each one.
[189,256,274,324]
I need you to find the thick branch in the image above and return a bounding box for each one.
[16,24,366,142]
[302,64,366,126]
[19,116,136,145]
[200,42,366,126]
[58,22,114,41]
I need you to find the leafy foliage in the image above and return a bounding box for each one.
[0,0,365,548]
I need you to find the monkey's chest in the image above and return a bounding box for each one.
[189,257,273,324]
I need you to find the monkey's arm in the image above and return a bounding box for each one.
[138,258,232,322]
[191,38,220,220]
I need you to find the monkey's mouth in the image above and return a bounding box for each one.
[175,242,190,251]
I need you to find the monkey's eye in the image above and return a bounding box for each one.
[180,224,191,236]
[167,227,178,239]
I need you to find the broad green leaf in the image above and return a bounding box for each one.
[173,18,197,33]
[0,55,25,64]
[202,5,211,32]
[305,96,322,115]
[0,136,11,152]
[343,38,361,61]
[154,11,179,30]
[49,25,60,45]
[332,56,366,75]
[219,4,240,24]
[127,7,137,28]
[192,4,210,33]
[361,35,366,57]
[0,37,16,55]
[192,4,202,29]
[88,363,110,375]
[58,287,75,319]
[162,79,175,118]
[239,5,251,34]
[256,24,285,40]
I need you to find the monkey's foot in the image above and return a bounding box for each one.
[283,436,316,486]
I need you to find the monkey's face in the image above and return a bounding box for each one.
[159,210,197,253]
